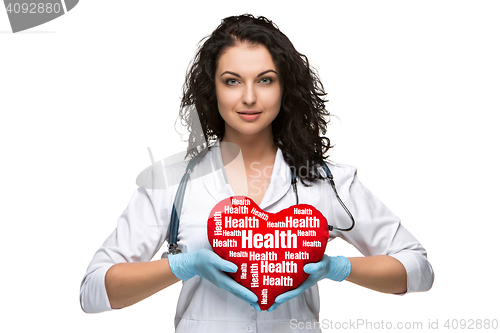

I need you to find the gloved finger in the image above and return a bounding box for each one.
[274,286,305,304]
[250,302,262,312]
[303,261,325,274]
[217,274,259,303]
[267,301,281,312]
[199,267,258,304]
[208,252,238,273]
[274,274,319,304]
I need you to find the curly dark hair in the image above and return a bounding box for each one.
[178,14,333,184]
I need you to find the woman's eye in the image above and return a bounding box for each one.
[260,78,272,84]
[226,79,239,86]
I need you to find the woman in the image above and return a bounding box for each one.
[80,14,434,332]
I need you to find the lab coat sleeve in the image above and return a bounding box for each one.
[80,166,172,313]
[329,164,434,294]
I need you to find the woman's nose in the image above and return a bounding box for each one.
[242,84,257,105]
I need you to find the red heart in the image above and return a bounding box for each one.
[207,196,329,311]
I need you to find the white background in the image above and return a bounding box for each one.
[1,1,499,332]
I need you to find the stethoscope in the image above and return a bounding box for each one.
[164,148,355,256]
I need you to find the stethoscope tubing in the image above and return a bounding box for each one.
[166,149,355,256]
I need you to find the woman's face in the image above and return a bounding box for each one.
[215,42,282,140]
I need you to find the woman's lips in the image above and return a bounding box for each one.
[237,111,262,121]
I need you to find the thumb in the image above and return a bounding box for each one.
[304,261,324,274]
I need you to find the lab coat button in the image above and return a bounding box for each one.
[245,324,252,332]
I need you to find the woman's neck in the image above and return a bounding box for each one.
[220,130,277,163]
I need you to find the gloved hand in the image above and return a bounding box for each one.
[167,248,261,311]
[267,254,351,312]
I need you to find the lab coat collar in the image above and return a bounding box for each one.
[201,140,291,210]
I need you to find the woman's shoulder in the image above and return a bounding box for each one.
[322,160,358,182]
[135,156,191,191]
[136,145,218,193]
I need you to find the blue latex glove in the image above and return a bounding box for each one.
[267,254,351,312]
[168,248,261,311]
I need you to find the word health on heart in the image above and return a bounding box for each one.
[224,205,270,221]
[231,197,252,206]
[213,212,260,236]
[214,213,322,237]
[263,275,294,287]
[256,273,294,287]
[221,229,315,237]
[261,260,297,273]
[267,216,321,229]
[244,262,295,287]
[212,230,323,248]
[228,250,311,260]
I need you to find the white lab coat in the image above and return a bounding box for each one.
[80,140,434,332]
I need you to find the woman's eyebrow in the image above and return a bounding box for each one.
[220,71,241,77]
[257,69,278,77]
[220,69,278,77]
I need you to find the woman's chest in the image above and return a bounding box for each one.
[173,176,338,253]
